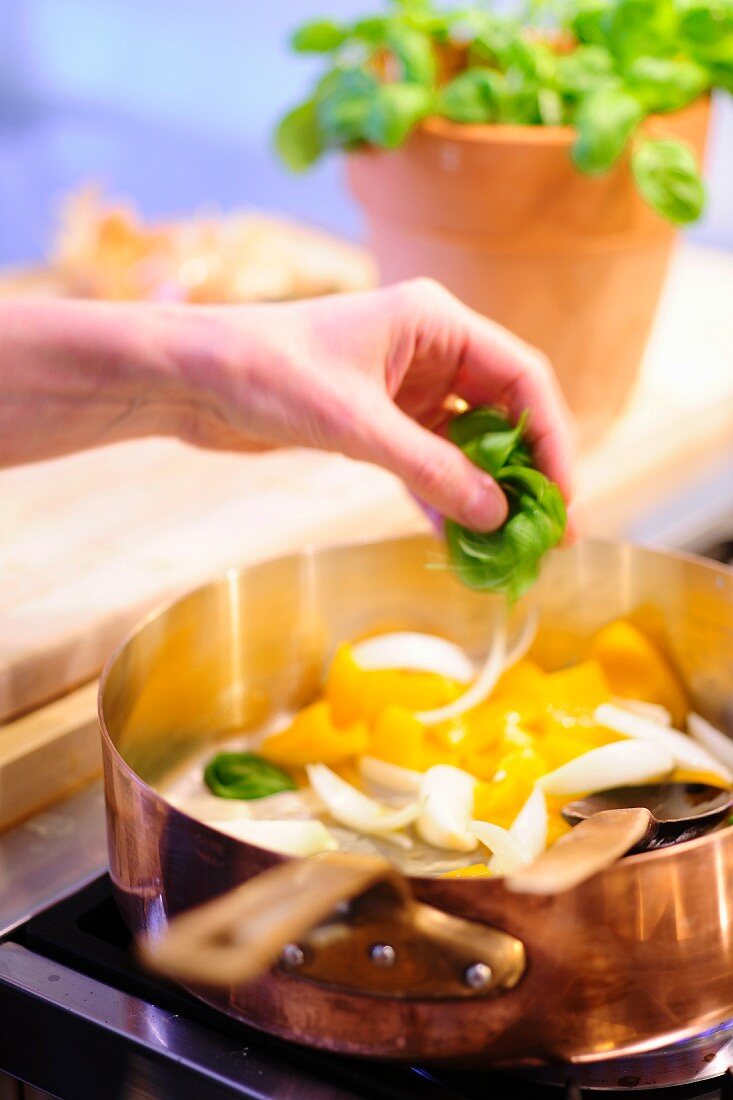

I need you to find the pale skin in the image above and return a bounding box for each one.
[0,278,575,531]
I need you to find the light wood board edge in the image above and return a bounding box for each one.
[0,680,101,832]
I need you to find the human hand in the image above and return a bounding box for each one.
[181,278,575,532]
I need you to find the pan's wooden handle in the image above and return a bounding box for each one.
[140,850,526,999]
[140,852,401,986]
[505,808,653,895]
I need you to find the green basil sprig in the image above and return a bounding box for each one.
[204,752,296,800]
[275,0,731,226]
[445,407,566,603]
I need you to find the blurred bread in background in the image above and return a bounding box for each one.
[40,186,376,303]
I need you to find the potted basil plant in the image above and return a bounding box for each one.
[275,0,730,440]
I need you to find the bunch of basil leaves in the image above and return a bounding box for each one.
[276,0,731,225]
[444,407,566,602]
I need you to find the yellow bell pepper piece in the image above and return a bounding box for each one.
[370,705,426,770]
[542,660,612,717]
[261,700,368,768]
[492,658,547,706]
[670,766,732,790]
[472,746,549,827]
[325,644,462,727]
[441,864,493,879]
[587,620,689,726]
[445,697,541,756]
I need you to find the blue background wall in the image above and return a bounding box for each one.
[0,0,731,265]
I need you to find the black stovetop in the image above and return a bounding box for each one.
[0,875,730,1100]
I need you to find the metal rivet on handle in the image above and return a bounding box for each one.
[281,943,305,969]
[464,961,493,989]
[369,943,397,968]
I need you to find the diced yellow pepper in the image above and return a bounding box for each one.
[448,698,540,756]
[370,705,426,770]
[492,658,547,707]
[587,620,689,726]
[472,746,549,827]
[261,700,368,768]
[441,864,493,879]
[325,645,462,727]
[542,660,612,717]
[670,766,731,790]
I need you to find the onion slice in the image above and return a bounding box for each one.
[469,820,534,875]
[358,755,423,794]
[508,785,548,860]
[687,712,733,774]
[415,606,538,726]
[612,697,672,726]
[306,763,419,847]
[538,740,675,797]
[417,765,478,852]
[351,632,474,682]
[205,818,338,856]
[595,703,732,783]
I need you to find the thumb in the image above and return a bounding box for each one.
[362,403,508,532]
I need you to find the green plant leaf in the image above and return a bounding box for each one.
[315,68,380,146]
[291,20,346,53]
[204,753,296,800]
[678,0,733,43]
[631,138,705,224]
[437,67,503,122]
[626,56,710,111]
[556,45,616,95]
[362,82,433,147]
[275,99,323,171]
[445,406,566,602]
[387,25,437,84]
[572,87,642,172]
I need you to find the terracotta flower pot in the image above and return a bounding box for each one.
[347,97,710,443]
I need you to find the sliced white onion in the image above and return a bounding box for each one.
[416,606,538,726]
[612,697,672,726]
[306,763,419,847]
[595,703,732,783]
[538,740,675,797]
[351,632,474,682]
[508,785,548,860]
[358,755,423,794]
[417,765,478,852]
[687,712,733,774]
[469,820,534,875]
[204,818,338,856]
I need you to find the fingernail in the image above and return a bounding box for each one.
[464,477,507,531]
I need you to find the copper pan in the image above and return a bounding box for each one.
[99,536,733,1066]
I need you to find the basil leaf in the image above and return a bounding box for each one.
[362,82,433,147]
[438,67,503,123]
[626,56,710,111]
[572,87,642,173]
[316,69,380,147]
[204,753,296,800]
[556,45,616,96]
[387,25,437,84]
[291,20,346,54]
[445,406,566,602]
[275,100,323,172]
[631,138,705,224]
[679,0,733,43]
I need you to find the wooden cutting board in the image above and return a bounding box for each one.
[1,243,733,731]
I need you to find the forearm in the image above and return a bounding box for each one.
[0,299,200,466]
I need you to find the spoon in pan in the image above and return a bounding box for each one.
[506,782,733,895]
